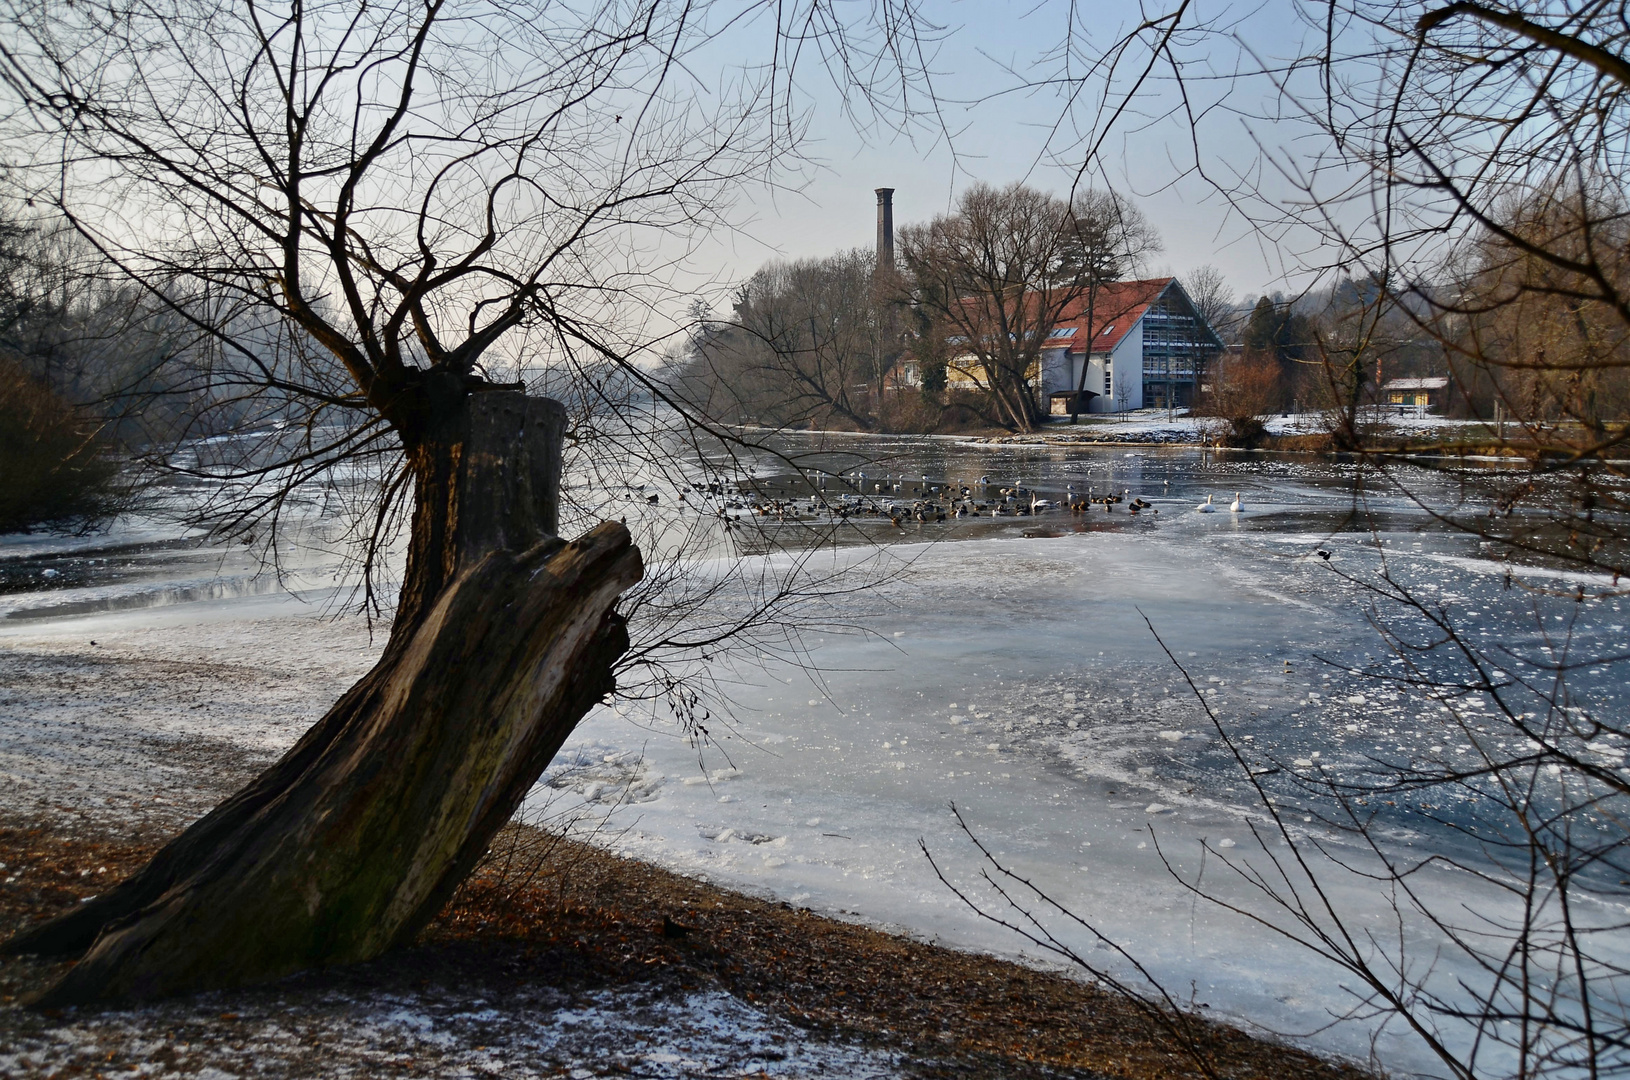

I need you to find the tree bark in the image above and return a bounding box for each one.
[4,390,643,1005]
[394,378,567,641]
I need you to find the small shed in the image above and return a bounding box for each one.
[1384,376,1450,411]
[1048,391,1098,415]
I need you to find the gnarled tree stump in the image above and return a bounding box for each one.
[4,392,642,1004]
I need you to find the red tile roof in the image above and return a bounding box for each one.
[937,277,1181,357]
[1053,278,1173,355]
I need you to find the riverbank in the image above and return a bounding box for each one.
[752,410,1617,458]
[1,815,1365,1080]
[0,596,1371,1079]
[0,820,1369,1080]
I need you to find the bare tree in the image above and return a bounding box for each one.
[1448,183,1630,428]
[1062,189,1161,422]
[1193,354,1279,446]
[900,182,1095,432]
[0,0,934,1003]
[1185,264,1239,344]
[674,249,892,430]
[1113,372,1135,415]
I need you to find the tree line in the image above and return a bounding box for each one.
[1197,186,1630,450]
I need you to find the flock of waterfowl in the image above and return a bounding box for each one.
[668,472,1250,529]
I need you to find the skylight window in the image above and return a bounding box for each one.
[1099,324,1116,337]
[1047,327,1077,339]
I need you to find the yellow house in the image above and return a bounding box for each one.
[1384,376,1449,410]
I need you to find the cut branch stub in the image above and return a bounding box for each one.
[396,388,567,641]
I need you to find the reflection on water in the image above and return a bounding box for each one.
[12,432,1621,605]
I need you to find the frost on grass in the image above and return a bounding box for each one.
[0,613,377,834]
[0,981,904,1079]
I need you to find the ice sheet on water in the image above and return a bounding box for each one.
[9,439,1628,1077]
[543,742,663,805]
[537,504,1630,1074]
[0,513,207,561]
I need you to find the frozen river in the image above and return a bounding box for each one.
[4,433,1627,1075]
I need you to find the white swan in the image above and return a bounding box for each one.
[1196,494,1216,513]
[1229,492,1245,513]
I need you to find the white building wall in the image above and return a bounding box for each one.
[1083,323,1145,413]
[1038,322,1149,413]
[1109,321,1144,411]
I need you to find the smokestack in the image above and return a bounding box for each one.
[875,187,895,272]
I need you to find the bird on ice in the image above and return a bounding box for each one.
[1229,492,1245,513]
[1195,494,1216,513]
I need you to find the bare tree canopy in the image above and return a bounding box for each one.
[673,249,894,430]
[0,0,939,1003]
[898,182,1158,432]
[1183,265,1237,344]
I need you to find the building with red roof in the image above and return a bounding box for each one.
[933,277,1221,414]
[1040,277,1221,413]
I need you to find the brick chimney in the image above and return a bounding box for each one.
[875,187,895,272]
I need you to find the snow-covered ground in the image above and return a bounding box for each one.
[2,971,903,1078]
[946,406,1499,445]
[4,439,1626,1077]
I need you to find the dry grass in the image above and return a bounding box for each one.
[2,818,1374,1079]
[444,824,1369,1080]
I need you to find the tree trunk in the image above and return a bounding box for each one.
[4,390,642,1005]
[1071,287,1098,425]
